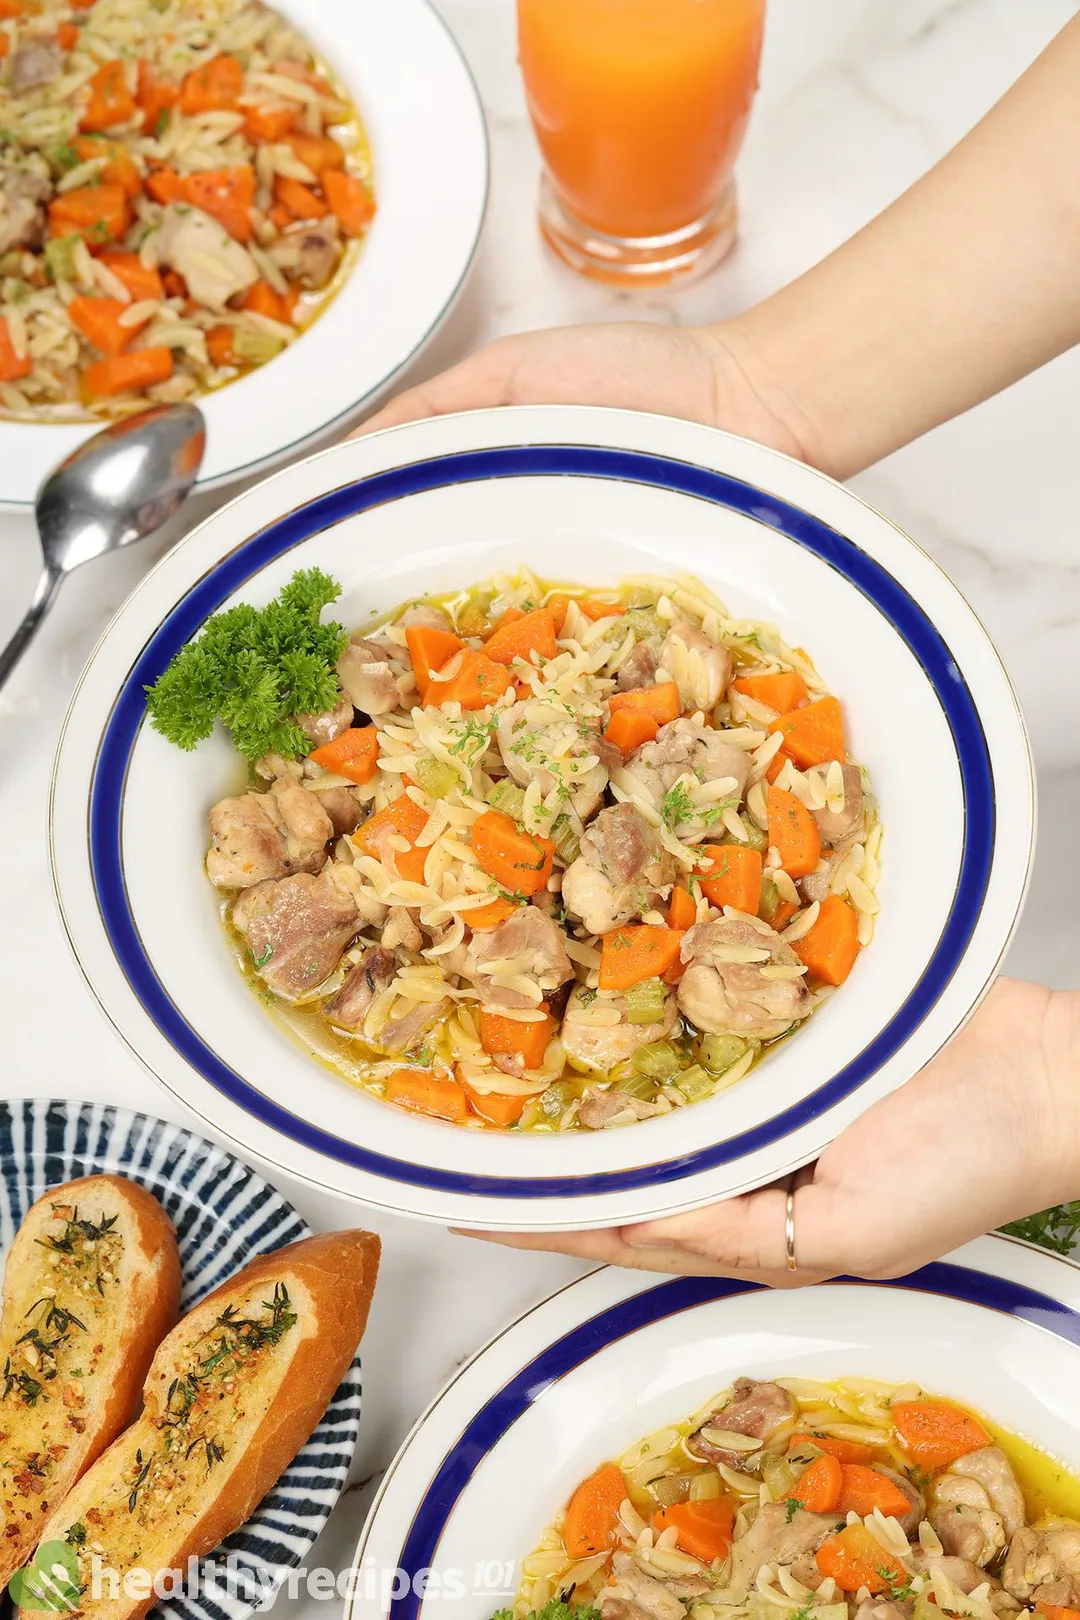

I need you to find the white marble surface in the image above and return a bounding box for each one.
[2,0,1079,1610]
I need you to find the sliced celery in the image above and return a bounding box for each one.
[617,1070,659,1102]
[415,756,457,800]
[234,328,286,364]
[457,593,494,637]
[700,1034,748,1074]
[631,1041,682,1081]
[44,234,80,284]
[551,812,580,865]
[537,1080,575,1122]
[487,778,525,821]
[675,1064,714,1101]
[623,976,667,1025]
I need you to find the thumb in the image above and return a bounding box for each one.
[351,336,529,437]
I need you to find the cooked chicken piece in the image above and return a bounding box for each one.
[267,216,340,288]
[627,717,750,834]
[911,1548,1007,1596]
[324,945,397,1030]
[616,640,660,692]
[726,1502,835,1591]
[232,869,359,999]
[206,777,334,889]
[497,700,612,822]
[9,39,62,94]
[466,908,573,1009]
[400,602,454,631]
[1025,1579,1080,1610]
[799,850,844,905]
[562,804,673,936]
[951,1448,1026,1539]
[254,751,302,783]
[382,906,422,952]
[578,1087,667,1129]
[156,204,258,308]
[813,762,865,850]
[687,1377,795,1468]
[297,694,355,749]
[378,996,451,1054]
[306,783,362,835]
[1004,1526,1080,1603]
[561,984,679,1071]
[337,636,402,716]
[658,620,733,710]
[857,1604,913,1620]
[0,165,50,255]
[874,1463,923,1535]
[316,852,388,928]
[600,1554,685,1620]
[934,1474,1006,1566]
[677,917,812,1039]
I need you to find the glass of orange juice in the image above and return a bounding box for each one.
[518,0,766,286]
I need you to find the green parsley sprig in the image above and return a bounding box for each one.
[144,569,348,761]
[492,1603,599,1620]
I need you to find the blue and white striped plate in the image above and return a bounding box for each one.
[345,1234,1080,1620]
[49,407,1035,1230]
[0,1098,362,1620]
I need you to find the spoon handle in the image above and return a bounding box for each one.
[0,567,62,695]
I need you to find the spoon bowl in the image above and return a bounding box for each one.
[0,403,206,693]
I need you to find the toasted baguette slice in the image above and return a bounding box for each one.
[0,1175,180,1594]
[24,1229,380,1620]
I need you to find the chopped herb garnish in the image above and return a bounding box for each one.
[660,781,695,829]
[144,568,347,760]
[128,1448,153,1513]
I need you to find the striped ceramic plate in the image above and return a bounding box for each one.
[0,1098,363,1620]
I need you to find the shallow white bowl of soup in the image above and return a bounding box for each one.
[0,0,487,506]
[343,1236,1080,1620]
[49,405,1034,1229]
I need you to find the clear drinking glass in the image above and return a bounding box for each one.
[518,0,766,286]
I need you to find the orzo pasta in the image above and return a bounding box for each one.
[0,0,373,419]
[149,568,881,1133]
[511,1375,1080,1620]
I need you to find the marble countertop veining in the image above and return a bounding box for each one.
[1,0,1077,1608]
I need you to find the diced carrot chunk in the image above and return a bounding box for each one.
[323,167,376,235]
[0,316,30,382]
[767,785,821,878]
[792,894,861,986]
[385,1069,467,1123]
[479,1005,556,1071]
[768,695,845,769]
[694,845,762,913]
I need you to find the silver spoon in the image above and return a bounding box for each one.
[0,401,206,694]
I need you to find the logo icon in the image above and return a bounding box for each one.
[9,1540,82,1612]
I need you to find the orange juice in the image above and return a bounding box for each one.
[519,0,765,276]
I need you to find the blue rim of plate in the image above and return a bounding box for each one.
[0,1097,363,1620]
[87,445,994,1199]
[387,1260,1080,1620]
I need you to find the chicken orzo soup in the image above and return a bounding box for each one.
[146,568,881,1133]
[0,0,373,419]
[511,1376,1080,1620]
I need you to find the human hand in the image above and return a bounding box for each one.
[462,979,1080,1286]
[356,321,815,464]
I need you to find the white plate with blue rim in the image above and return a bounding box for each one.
[0,1097,363,1620]
[0,0,487,506]
[48,405,1034,1230]
[343,1234,1080,1620]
